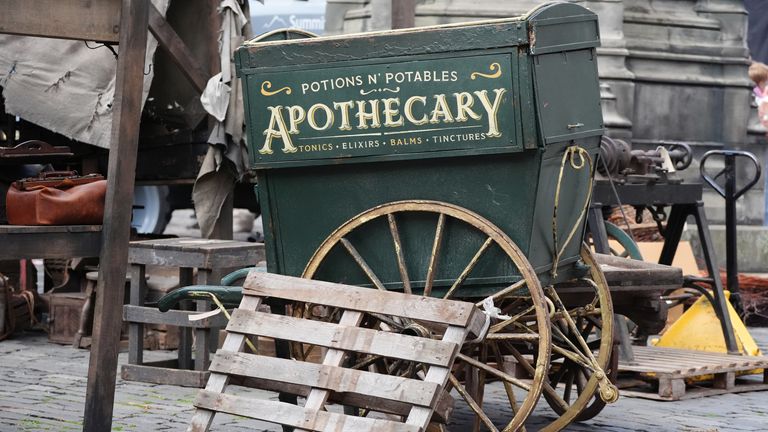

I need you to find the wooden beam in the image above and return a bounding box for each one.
[0,0,121,42]
[147,4,208,94]
[82,0,150,431]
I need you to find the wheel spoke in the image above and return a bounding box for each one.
[489,305,536,334]
[457,353,531,391]
[475,279,527,306]
[485,332,539,341]
[563,369,575,403]
[340,237,387,291]
[448,373,500,432]
[387,214,412,295]
[424,213,446,297]
[444,236,494,299]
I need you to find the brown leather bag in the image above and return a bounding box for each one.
[6,171,107,225]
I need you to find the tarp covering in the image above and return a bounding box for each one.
[0,0,170,149]
[193,0,252,238]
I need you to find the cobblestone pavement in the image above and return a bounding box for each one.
[1,328,766,432]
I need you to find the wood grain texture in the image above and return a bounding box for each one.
[242,272,477,327]
[210,350,440,407]
[83,2,150,429]
[148,4,208,93]
[0,0,121,42]
[194,390,421,432]
[227,309,458,366]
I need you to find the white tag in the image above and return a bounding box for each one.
[481,296,512,320]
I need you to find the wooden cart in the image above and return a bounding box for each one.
[166,3,618,431]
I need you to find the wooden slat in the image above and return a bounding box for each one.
[0,0,121,42]
[300,310,363,432]
[123,305,228,328]
[210,351,440,407]
[189,296,262,432]
[194,390,421,432]
[147,4,208,93]
[232,376,455,423]
[227,309,458,366]
[242,271,477,328]
[406,325,467,428]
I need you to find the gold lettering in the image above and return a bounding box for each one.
[334,101,354,131]
[404,96,428,125]
[356,100,381,129]
[287,105,305,134]
[261,106,297,154]
[430,94,455,124]
[454,92,482,122]
[475,89,507,137]
[307,103,335,131]
[382,98,404,128]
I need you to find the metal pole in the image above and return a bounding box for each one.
[723,154,742,313]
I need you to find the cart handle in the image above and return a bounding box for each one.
[700,150,761,200]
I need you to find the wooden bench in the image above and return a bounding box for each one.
[189,271,486,432]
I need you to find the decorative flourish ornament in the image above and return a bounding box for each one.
[260,81,292,96]
[471,62,502,80]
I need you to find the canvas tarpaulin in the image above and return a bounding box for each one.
[193,0,252,238]
[0,0,170,148]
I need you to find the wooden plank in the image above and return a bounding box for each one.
[406,325,467,428]
[120,364,208,388]
[210,351,440,407]
[300,310,364,431]
[243,272,477,328]
[194,390,421,432]
[227,309,458,366]
[232,376,455,423]
[82,1,150,430]
[0,230,101,260]
[147,4,208,93]
[123,305,229,328]
[0,225,102,233]
[128,246,263,269]
[620,381,768,401]
[189,295,262,432]
[0,0,121,42]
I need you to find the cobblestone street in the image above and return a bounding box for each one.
[1,328,767,431]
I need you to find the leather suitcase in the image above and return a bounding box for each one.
[6,171,106,225]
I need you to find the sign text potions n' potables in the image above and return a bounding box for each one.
[248,54,516,165]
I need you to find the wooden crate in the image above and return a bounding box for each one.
[618,345,768,401]
[47,292,87,344]
[188,271,484,432]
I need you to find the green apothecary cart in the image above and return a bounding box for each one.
[237,2,616,430]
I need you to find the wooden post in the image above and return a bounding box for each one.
[82,1,150,431]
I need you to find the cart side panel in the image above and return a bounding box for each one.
[525,3,603,284]
[259,153,541,298]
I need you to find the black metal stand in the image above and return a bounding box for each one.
[589,181,739,354]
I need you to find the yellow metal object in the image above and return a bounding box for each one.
[653,291,761,356]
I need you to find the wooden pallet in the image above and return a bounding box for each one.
[617,345,768,401]
[188,271,485,432]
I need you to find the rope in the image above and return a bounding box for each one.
[187,292,258,354]
[551,145,594,278]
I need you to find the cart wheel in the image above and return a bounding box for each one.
[298,200,551,431]
[540,245,618,431]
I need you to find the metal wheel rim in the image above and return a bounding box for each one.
[540,245,616,432]
[300,200,552,431]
